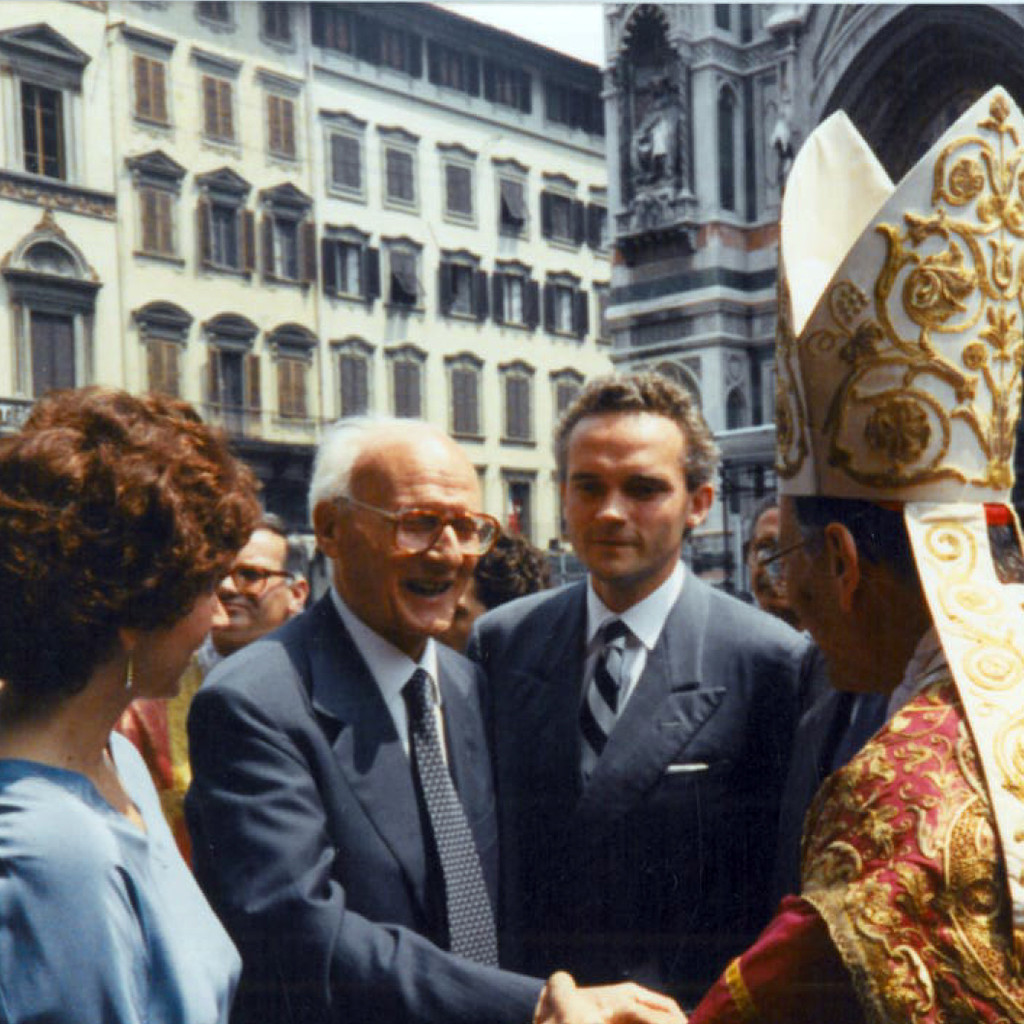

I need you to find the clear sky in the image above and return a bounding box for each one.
[434,3,606,66]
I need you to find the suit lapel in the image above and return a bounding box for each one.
[304,598,429,912]
[514,585,588,808]
[575,573,725,825]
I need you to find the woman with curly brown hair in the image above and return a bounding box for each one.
[0,387,260,1024]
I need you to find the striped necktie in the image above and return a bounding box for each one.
[580,619,631,780]
[403,668,498,965]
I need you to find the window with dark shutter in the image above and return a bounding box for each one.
[340,351,370,416]
[133,55,169,124]
[277,357,307,419]
[385,148,415,204]
[393,359,422,417]
[197,1,231,23]
[261,2,292,42]
[139,187,175,256]
[147,341,181,397]
[202,76,234,141]
[445,164,473,218]
[312,7,354,53]
[267,95,296,158]
[330,134,362,191]
[555,379,581,416]
[499,178,527,234]
[504,373,532,441]
[389,250,418,307]
[451,365,479,436]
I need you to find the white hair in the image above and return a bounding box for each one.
[307,415,439,524]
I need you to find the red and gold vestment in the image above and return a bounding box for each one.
[690,675,1024,1024]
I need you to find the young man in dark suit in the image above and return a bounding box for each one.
[471,373,811,1006]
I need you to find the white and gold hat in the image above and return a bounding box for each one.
[777,87,1024,935]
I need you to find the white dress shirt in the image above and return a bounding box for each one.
[329,585,444,759]
[583,560,685,716]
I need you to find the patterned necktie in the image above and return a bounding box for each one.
[580,619,631,779]
[403,668,498,965]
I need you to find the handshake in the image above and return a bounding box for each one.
[534,972,686,1024]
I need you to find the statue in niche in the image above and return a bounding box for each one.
[633,73,677,185]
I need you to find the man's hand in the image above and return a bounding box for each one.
[534,971,686,1024]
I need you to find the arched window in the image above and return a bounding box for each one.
[718,88,736,213]
[726,387,748,430]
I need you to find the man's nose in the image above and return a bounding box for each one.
[595,491,627,520]
[217,572,240,599]
[429,522,466,561]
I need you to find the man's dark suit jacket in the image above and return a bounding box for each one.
[186,596,542,1024]
[469,574,810,1006]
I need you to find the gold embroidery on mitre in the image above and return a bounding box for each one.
[801,95,1024,493]
[774,272,810,479]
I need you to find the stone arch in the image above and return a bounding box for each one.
[809,5,1024,179]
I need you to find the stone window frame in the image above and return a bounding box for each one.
[123,27,175,129]
[438,142,477,227]
[333,336,375,418]
[322,110,367,203]
[259,68,302,163]
[0,25,90,185]
[494,158,529,239]
[499,359,536,446]
[268,322,317,424]
[127,150,186,265]
[445,351,484,441]
[321,225,379,305]
[385,342,427,419]
[379,126,420,213]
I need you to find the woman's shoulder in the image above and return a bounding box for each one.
[0,760,125,886]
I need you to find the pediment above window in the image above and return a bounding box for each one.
[133,301,193,342]
[126,150,187,186]
[196,166,252,198]
[260,182,312,214]
[0,23,90,75]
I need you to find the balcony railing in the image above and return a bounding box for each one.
[204,403,322,442]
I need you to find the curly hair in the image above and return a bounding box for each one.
[0,388,260,697]
[474,533,552,611]
[553,372,720,489]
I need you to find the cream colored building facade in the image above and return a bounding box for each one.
[0,1,610,542]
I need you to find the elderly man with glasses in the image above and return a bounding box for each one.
[186,417,672,1024]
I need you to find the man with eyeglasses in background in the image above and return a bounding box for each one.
[186,417,674,1024]
[211,512,310,659]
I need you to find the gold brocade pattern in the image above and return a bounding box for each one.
[779,93,1024,492]
[774,271,810,478]
[801,678,1024,1024]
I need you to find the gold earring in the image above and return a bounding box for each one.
[124,653,134,692]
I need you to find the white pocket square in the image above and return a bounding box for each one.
[665,762,709,774]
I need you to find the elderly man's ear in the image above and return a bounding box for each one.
[823,523,861,614]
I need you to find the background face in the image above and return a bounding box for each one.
[562,412,709,612]
[318,431,481,658]
[212,528,301,656]
[747,506,800,627]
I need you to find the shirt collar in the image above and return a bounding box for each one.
[585,560,685,651]
[329,584,441,707]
